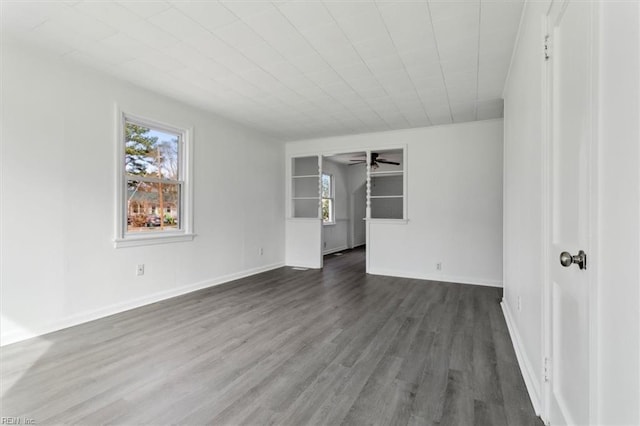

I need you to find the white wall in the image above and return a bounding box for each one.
[286,119,504,287]
[501,0,548,414]
[321,158,349,254]
[596,2,640,423]
[0,39,285,345]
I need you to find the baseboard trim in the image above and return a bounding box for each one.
[368,268,503,288]
[323,245,349,255]
[500,300,543,416]
[1,262,285,346]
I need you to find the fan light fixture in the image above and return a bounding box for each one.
[349,152,400,169]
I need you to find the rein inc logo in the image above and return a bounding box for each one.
[1,418,35,425]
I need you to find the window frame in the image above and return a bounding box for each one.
[114,111,195,248]
[321,172,335,225]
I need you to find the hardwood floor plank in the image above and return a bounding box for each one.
[276,363,351,425]
[473,398,508,426]
[341,355,404,425]
[438,369,474,426]
[386,379,419,426]
[409,287,461,423]
[0,248,542,425]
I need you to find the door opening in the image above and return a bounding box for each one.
[322,152,367,268]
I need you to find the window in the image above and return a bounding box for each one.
[115,113,193,248]
[321,173,334,224]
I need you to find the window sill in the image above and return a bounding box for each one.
[114,233,196,248]
[366,219,409,224]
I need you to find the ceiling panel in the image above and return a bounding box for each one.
[170,1,238,32]
[278,1,334,31]
[116,0,171,19]
[1,0,524,140]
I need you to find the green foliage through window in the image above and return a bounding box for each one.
[322,173,333,223]
[124,119,181,233]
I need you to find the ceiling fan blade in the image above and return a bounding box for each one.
[377,159,400,165]
[349,161,366,166]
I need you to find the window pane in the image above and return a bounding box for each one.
[127,180,180,233]
[125,122,179,180]
[321,174,331,198]
[322,198,333,222]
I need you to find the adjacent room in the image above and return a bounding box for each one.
[1,1,638,425]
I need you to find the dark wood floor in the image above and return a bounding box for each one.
[1,247,541,425]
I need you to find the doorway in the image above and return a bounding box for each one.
[322,152,367,265]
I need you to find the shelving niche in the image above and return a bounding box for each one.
[291,156,320,218]
[369,149,404,219]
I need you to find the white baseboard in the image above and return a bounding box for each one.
[501,300,543,416]
[1,262,284,347]
[323,245,349,255]
[368,268,503,288]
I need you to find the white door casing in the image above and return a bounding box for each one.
[545,1,596,424]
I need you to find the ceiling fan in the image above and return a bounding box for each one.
[349,152,400,169]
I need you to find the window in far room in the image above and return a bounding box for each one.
[321,173,334,224]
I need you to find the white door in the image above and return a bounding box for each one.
[547,1,594,424]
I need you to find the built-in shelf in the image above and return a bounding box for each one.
[288,150,406,221]
[293,156,319,177]
[369,149,404,219]
[292,156,320,218]
[370,170,403,176]
[370,197,403,219]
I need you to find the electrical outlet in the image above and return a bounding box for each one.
[436,262,442,271]
[324,241,327,248]
[136,264,145,276]
[258,247,264,256]
[517,296,522,311]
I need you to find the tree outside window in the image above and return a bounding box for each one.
[321,173,334,224]
[124,120,181,233]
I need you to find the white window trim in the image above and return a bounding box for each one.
[114,109,195,248]
[322,172,335,225]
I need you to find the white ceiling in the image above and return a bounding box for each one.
[1,0,523,141]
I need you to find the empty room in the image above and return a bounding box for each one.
[1,1,638,425]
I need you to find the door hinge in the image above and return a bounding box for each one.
[544,357,551,382]
[544,35,551,61]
